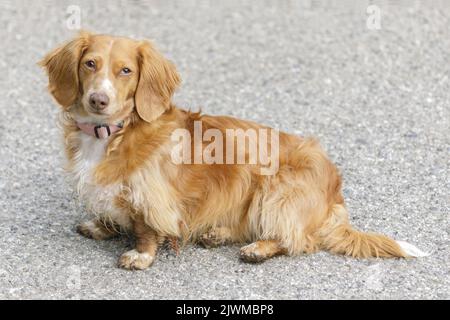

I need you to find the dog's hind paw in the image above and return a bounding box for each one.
[118,249,154,270]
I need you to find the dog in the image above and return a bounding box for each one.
[40,32,427,270]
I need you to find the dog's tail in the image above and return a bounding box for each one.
[318,204,429,258]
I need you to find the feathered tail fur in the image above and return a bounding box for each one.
[318,204,429,258]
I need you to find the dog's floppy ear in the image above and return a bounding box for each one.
[39,31,91,108]
[135,41,181,123]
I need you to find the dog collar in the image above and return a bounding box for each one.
[76,121,124,139]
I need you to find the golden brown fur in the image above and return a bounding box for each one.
[40,32,415,270]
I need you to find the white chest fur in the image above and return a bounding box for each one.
[69,133,131,229]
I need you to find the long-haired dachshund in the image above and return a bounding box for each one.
[40,32,427,270]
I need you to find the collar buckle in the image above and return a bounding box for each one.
[94,124,111,139]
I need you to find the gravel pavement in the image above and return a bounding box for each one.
[0,0,449,299]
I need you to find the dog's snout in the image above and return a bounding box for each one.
[89,92,110,110]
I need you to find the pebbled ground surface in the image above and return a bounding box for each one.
[0,0,448,299]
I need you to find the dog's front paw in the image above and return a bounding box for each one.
[199,230,222,248]
[77,220,111,240]
[118,249,154,270]
[198,227,232,248]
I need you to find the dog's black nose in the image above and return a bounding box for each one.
[89,92,110,110]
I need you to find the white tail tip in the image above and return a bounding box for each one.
[396,240,430,258]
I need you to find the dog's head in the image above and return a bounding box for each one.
[39,31,180,123]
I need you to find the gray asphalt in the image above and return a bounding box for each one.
[0,0,449,299]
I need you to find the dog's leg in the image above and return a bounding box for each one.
[239,240,286,263]
[118,215,163,270]
[77,219,119,240]
[198,227,233,248]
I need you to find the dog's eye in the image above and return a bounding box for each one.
[85,60,96,69]
[120,67,132,75]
